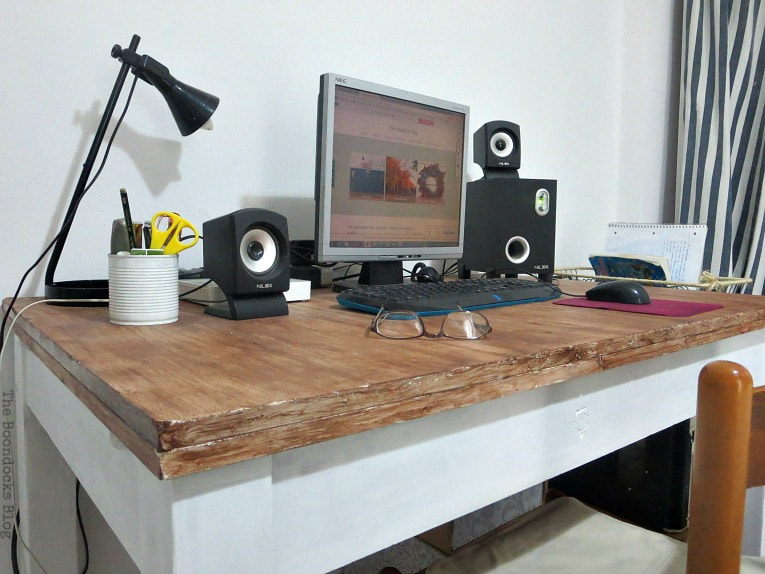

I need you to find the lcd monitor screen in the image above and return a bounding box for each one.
[314,73,469,280]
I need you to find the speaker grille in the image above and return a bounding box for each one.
[240,227,279,275]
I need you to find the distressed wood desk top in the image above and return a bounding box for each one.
[5,281,765,479]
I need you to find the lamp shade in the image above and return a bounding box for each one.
[111,43,220,136]
[153,79,219,136]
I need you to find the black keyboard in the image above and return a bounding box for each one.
[336,277,560,315]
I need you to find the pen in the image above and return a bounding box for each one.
[143,220,152,250]
[120,188,137,250]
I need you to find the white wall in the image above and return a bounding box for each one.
[0,1,679,301]
[0,2,680,570]
[617,1,683,221]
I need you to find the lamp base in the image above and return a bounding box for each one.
[45,280,109,306]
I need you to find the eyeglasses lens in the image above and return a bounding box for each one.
[375,311,424,339]
[442,311,491,339]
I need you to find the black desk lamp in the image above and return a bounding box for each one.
[44,34,219,303]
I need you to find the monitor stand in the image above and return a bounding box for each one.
[359,261,404,285]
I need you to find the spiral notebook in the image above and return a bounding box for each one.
[602,223,707,284]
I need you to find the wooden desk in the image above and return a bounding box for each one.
[6,282,765,572]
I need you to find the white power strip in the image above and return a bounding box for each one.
[178,278,311,305]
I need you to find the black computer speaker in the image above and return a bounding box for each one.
[474,120,522,174]
[459,178,556,282]
[203,208,290,320]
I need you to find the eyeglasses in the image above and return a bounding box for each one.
[370,307,492,340]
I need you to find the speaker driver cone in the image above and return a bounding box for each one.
[490,131,514,158]
[505,235,530,264]
[240,228,278,274]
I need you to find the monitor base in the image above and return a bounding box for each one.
[359,261,404,286]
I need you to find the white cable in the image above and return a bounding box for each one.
[1,297,107,574]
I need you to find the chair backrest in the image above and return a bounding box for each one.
[686,360,765,574]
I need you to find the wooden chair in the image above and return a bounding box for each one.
[420,360,765,573]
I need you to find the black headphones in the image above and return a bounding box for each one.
[411,262,443,283]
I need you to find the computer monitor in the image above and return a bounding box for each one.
[314,73,470,285]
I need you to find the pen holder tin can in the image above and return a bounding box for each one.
[108,253,179,325]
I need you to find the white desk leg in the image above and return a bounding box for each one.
[745,487,765,557]
[14,337,80,573]
[16,336,276,573]
[155,459,275,573]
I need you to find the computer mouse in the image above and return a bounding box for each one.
[585,280,651,305]
[411,262,443,283]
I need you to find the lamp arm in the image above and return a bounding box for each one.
[44,34,141,291]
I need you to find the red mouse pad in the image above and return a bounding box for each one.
[553,297,723,317]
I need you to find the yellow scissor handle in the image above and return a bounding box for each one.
[149,211,199,255]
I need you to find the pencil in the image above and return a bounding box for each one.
[120,188,137,250]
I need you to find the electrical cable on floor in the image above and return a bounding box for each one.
[11,512,19,574]
[76,480,90,574]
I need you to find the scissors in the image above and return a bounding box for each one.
[149,211,200,255]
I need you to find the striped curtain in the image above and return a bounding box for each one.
[676,0,765,294]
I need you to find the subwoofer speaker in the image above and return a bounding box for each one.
[203,208,290,320]
[473,120,522,175]
[459,177,557,282]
